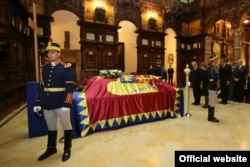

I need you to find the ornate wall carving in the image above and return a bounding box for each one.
[39,0,250,38]
[115,0,140,26]
[39,0,250,87]
[44,0,82,18]
[201,0,250,32]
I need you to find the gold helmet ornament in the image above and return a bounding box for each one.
[45,39,61,52]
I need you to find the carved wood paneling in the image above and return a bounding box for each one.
[135,29,166,74]
[176,34,206,87]
[77,21,121,80]
[0,0,33,114]
[115,0,140,26]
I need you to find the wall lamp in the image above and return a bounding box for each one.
[94,1,106,22]
[148,17,157,30]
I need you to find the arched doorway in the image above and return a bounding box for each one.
[118,21,137,75]
[51,10,80,49]
[165,28,177,85]
[207,18,233,61]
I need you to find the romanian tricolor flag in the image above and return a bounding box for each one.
[73,75,184,137]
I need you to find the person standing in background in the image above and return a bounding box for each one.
[232,59,246,103]
[207,53,219,122]
[152,64,167,81]
[219,57,232,104]
[161,65,167,82]
[199,62,209,108]
[244,75,250,103]
[33,41,75,162]
[152,64,162,77]
[227,61,234,100]
[191,61,202,105]
[167,64,174,85]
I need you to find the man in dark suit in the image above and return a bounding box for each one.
[219,57,232,104]
[191,61,202,105]
[232,59,246,102]
[167,64,174,85]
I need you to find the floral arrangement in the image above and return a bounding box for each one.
[99,69,122,78]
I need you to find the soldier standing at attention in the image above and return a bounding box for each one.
[33,41,75,161]
[207,53,220,122]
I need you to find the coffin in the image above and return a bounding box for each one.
[71,75,184,137]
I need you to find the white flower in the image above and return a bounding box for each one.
[99,69,122,78]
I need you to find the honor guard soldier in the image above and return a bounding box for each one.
[207,53,220,122]
[33,41,75,161]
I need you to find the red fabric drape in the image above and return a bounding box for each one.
[85,76,176,124]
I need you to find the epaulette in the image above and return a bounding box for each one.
[61,62,72,68]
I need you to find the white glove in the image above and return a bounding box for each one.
[61,107,70,112]
[33,106,43,117]
[33,106,41,112]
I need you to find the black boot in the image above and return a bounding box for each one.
[207,106,212,120]
[62,130,72,162]
[38,130,57,161]
[208,106,219,122]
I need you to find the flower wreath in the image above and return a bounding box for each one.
[99,69,122,78]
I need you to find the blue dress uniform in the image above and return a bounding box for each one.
[39,61,74,110]
[207,65,219,91]
[34,42,75,162]
[207,54,219,122]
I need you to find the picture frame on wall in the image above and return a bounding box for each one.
[168,53,174,65]
[155,41,161,47]
[142,39,148,45]
[86,32,95,40]
[106,35,114,42]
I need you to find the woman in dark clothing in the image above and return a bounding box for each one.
[200,62,209,108]
[191,61,202,105]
